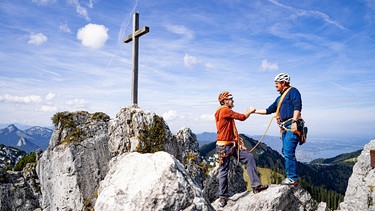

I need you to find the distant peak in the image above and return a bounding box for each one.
[6,124,18,131]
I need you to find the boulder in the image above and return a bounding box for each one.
[95,151,214,211]
[109,107,206,188]
[211,184,312,210]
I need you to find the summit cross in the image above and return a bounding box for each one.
[124,12,149,106]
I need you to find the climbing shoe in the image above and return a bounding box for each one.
[218,198,227,207]
[252,184,269,194]
[281,178,298,186]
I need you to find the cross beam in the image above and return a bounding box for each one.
[124,12,149,106]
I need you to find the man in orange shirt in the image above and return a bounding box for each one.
[215,91,268,207]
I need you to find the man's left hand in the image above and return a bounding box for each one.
[291,122,298,133]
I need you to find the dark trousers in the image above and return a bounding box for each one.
[217,145,261,199]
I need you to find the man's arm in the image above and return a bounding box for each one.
[254,109,267,115]
[254,99,278,115]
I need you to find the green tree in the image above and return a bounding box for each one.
[14,152,36,171]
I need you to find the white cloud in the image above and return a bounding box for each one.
[269,0,347,30]
[65,98,88,110]
[88,0,94,9]
[77,24,109,49]
[184,53,199,68]
[59,23,71,33]
[39,105,58,112]
[165,24,194,40]
[260,59,279,71]
[0,94,42,104]
[163,110,177,121]
[45,92,56,101]
[28,33,48,46]
[196,114,214,121]
[205,63,215,69]
[68,0,90,21]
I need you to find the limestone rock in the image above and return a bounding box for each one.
[211,184,312,210]
[316,202,330,211]
[0,167,41,211]
[37,111,111,211]
[109,107,206,188]
[339,139,375,211]
[108,107,177,155]
[94,151,214,211]
[174,127,207,188]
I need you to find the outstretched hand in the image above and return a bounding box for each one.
[245,107,256,118]
[247,107,256,113]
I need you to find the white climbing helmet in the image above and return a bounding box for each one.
[274,73,290,83]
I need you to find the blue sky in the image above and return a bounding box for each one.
[1,0,374,140]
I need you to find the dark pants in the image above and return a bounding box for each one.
[217,145,261,199]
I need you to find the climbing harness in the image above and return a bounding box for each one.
[274,86,307,145]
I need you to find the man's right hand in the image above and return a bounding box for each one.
[247,107,256,113]
[245,107,256,118]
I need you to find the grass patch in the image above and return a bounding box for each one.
[243,167,284,190]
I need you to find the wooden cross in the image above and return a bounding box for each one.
[124,12,149,106]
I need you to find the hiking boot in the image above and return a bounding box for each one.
[252,184,269,194]
[219,198,227,207]
[281,178,298,186]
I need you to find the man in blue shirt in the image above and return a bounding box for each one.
[254,73,302,186]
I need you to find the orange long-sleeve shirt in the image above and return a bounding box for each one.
[215,106,247,141]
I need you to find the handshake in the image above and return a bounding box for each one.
[244,107,257,118]
[247,107,256,113]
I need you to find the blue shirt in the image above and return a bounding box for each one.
[265,87,302,122]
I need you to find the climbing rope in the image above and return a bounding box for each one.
[248,116,275,153]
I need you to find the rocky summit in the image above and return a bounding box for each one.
[339,139,375,211]
[0,106,373,210]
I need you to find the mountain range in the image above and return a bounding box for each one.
[0,124,52,153]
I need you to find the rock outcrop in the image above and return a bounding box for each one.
[0,163,41,211]
[95,151,213,211]
[108,107,206,188]
[34,107,208,210]
[339,139,375,211]
[211,185,312,210]
[36,111,112,210]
